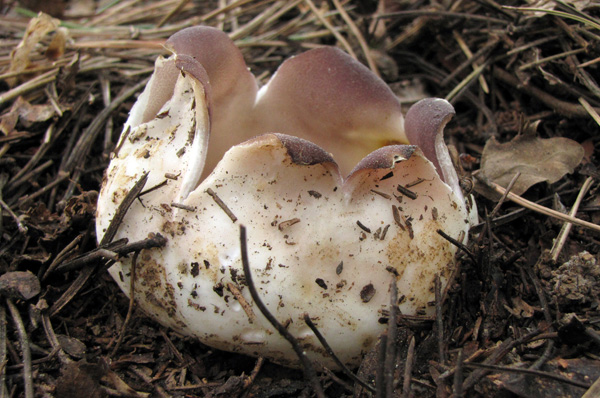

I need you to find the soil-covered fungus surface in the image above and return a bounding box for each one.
[1,1,600,397]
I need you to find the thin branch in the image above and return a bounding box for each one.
[110,251,139,356]
[304,0,357,60]
[206,188,237,223]
[101,172,149,246]
[375,331,387,398]
[401,335,415,398]
[435,275,445,364]
[453,349,464,398]
[6,300,33,398]
[550,176,594,261]
[384,278,398,397]
[464,362,591,389]
[0,199,27,234]
[239,225,325,398]
[475,173,600,233]
[303,313,376,393]
[330,0,379,76]
[56,235,166,274]
[493,67,600,118]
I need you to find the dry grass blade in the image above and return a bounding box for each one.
[464,362,592,389]
[330,0,379,76]
[304,0,356,59]
[0,70,58,106]
[582,375,600,398]
[503,6,600,30]
[477,174,600,233]
[550,176,594,261]
[579,97,600,126]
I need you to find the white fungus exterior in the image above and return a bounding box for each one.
[96,27,476,369]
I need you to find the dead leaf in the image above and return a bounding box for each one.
[581,138,594,164]
[0,111,19,135]
[1,97,56,129]
[477,134,584,199]
[7,12,61,87]
[62,191,98,228]
[56,334,86,358]
[0,271,41,300]
[46,27,69,60]
[54,361,105,398]
[505,296,536,319]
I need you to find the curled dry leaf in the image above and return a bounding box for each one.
[0,97,56,132]
[476,133,584,199]
[7,13,61,86]
[506,296,536,319]
[45,27,69,60]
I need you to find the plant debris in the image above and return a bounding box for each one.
[477,132,584,198]
[1,0,600,397]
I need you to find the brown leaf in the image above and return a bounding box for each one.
[56,334,86,358]
[7,13,61,87]
[0,271,41,300]
[505,296,536,319]
[62,191,98,227]
[477,134,583,198]
[45,27,69,60]
[9,97,55,128]
[0,111,19,135]
[54,361,105,398]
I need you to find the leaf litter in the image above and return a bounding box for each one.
[477,132,584,198]
[1,1,600,397]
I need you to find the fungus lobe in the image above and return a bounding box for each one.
[96,26,476,369]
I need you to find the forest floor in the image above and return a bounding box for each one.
[1,0,600,397]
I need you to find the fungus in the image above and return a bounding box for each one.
[96,26,476,369]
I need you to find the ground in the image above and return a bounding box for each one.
[1,0,600,397]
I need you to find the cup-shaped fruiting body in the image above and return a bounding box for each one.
[96,26,476,369]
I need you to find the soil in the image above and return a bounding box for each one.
[1,1,600,397]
